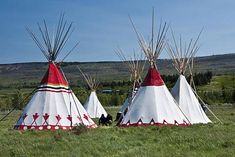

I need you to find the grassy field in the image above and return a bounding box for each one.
[0,55,235,156]
[198,75,235,92]
[0,106,234,157]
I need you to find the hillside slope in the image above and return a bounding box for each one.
[0,53,234,86]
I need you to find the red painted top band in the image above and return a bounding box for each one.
[142,67,164,86]
[40,63,68,87]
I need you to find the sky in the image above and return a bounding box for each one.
[0,0,235,64]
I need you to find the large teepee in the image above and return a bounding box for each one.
[166,32,211,124]
[115,48,145,115]
[78,68,107,118]
[14,15,97,130]
[119,12,190,127]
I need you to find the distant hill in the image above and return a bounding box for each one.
[0,53,235,86]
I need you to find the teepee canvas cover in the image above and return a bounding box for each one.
[14,15,96,130]
[171,75,211,123]
[119,12,190,127]
[166,32,211,124]
[119,92,133,114]
[84,91,107,118]
[15,63,97,130]
[120,67,189,127]
[78,68,107,118]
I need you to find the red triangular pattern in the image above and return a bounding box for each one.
[67,115,72,122]
[33,113,39,121]
[163,120,168,124]
[137,119,143,124]
[142,67,164,86]
[43,113,49,121]
[174,120,178,125]
[149,119,155,125]
[83,114,90,123]
[40,63,68,87]
[183,120,188,125]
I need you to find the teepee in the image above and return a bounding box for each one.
[14,15,97,130]
[78,67,107,118]
[119,12,190,127]
[115,48,145,115]
[166,32,211,124]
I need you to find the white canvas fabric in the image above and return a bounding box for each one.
[15,63,97,130]
[15,89,97,130]
[120,85,190,126]
[119,90,137,114]
[171,75,211,124]
[119,98,129,114]
[84,91,107,118]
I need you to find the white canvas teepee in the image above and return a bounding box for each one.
[119,12,190,127]
[14,16,97,130]
[84,91,107,118]
[120,68,190,127]
[78,68,107,118]
[166,32,211,124]
[171,75,211,123]
[119,92,133,114]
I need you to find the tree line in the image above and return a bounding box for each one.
[1,71,235,112]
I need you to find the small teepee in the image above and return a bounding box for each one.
[166,31,211,124]
[115,48,145,115]
[119,11,190,127]
[14,15,97,130]
[78,67,107,118]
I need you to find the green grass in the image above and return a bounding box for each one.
[196,75,235,104]
[0,106,234,157]
[198,75,235,92]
